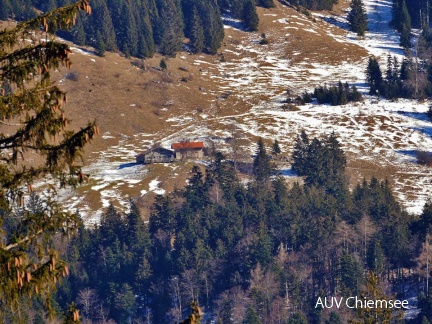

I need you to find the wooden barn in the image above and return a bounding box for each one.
[136,147,175,164]
[171,141,205,160]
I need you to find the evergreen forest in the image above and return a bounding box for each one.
[0,0,347,58]
[4,134,432,323]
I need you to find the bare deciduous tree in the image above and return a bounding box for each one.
[181,269,200,303]
[269,296,290,324]
[215,286,248,324]
[416,234,432,293]
[356,215,376,261]
[77,288,99,321]
[169,276,182,323]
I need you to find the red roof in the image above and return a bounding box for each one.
[171,141,204,150]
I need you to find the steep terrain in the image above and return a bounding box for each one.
[19,0,432,222]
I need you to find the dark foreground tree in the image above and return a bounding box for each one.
[0,0,97,318]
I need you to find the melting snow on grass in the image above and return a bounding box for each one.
[55,0,432,221]
[149,179,165,195]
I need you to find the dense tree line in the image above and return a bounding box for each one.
[313,81,363,105]
[391,0,432,49]
[366,49,432,99]
[287,0,337,11]
[7,134,432,323]
[0,0,224,57]
[393,0,431,29]
[286,82,362,107]
[0,0,343,57]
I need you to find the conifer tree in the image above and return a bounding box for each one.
[258,0,276,8]
[400,58,410,80]
[201,0,225,54]
[339,252,362,295]
[0,0,97,316]
[0,0,13,20]
[288,313,308,324]
[392,0,412,47]
[243,304,262,323]
[291,130,310,176]
[365,56,383,95]
[156,0,184,56]
[119,1,139,56]
[391,0,401,29]
[272,139,281,156]
[327,312,343,324]
[95,31,106,57]
[72,14,86,46]
[303,137,325,187]
[399,0,412,32]
[324,132,347,176]
[160,58,167,70]
[94,0,117,51]
[242,0,259,31]
[400,24,411,48]
[190,7,204,54]
[348,0,368,37]
[253,137,272,182]
[386,53,394,82]
[137,1,155,57]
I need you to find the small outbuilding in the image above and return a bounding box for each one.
[171,141,205,160]
[136,147,176,164]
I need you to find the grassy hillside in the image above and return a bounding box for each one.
[3,0,432,221]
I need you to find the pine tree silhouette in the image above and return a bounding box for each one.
[348,0,368,36]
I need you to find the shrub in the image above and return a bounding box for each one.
[417,151,432,165]
[302,91,313,103]
[313,82,363,105]
[259,38,270,45]
[131,59,146,70]
[159,59,167,71]
[281,103,300,111]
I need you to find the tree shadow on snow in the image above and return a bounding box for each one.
[411,126,432,137]
[320,16,349,31]
[395,111,430,123]
[119,162,138,169]
[396,149,420,159]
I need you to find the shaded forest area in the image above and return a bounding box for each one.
[0,0,341,58]
[4,133,432,323]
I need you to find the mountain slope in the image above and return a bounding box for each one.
[21,0,432,221]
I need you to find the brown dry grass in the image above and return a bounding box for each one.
[3,4,413,217]
[1,4,369,162]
